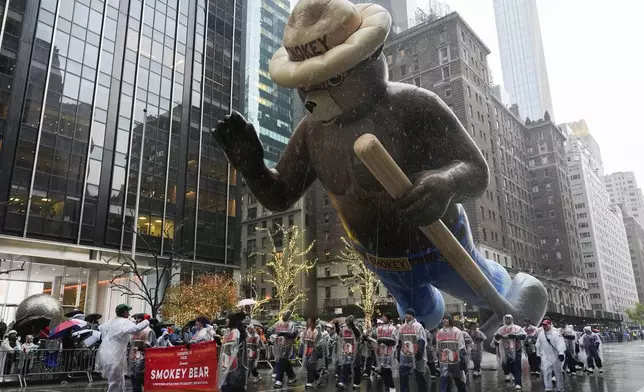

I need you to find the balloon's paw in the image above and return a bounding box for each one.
[480,273,547,353]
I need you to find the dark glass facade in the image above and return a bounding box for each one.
[0,0,243,267]
[243,0,291,166]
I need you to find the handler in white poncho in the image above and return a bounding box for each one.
[535,319,566,392]
[96,304,152,392]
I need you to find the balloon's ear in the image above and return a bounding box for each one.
[371,45,384,59]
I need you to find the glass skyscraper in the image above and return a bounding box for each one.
[0,0,244,320]
[493,0,554,122]
[244,0,291,166]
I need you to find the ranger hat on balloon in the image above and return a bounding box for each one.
[269,0,392,88]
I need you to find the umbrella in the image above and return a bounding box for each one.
[183,320,196,329]
[72,329,101,347]
[237,299,256,307]
[49,319,87,339]
[14,315,52,337]
[318,320,332,328]
[64,309,84,318]
[243,319,263,327]
[156,321,174,328]
[84,313,102,323]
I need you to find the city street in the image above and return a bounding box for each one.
[4,342,643,392]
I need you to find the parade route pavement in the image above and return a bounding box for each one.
[4,341,644,391]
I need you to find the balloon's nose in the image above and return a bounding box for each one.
[304,101,317,113]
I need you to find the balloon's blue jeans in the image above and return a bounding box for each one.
[352,204,512,328]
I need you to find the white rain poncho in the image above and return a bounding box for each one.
[246,331,263,370]
[398,319,426,371]
[492,315,526,364]
[272,320,297,360]
[375,323,397,369]
[338,324,358,366]
[578,326,603,364]
[560,325,577,352]
[218,328,246,389]
[536,325,566,390]
[300,327,323,373]
[535,326,565,369]
[435,326,465,379]
[95,318,150,392]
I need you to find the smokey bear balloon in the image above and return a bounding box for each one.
[213,0,548,346]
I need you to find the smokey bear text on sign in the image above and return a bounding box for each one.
[212,0,547,345]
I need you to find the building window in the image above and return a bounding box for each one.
[467,85,471,98]
[388,69,393,80]
[556,251,562,260]
[247,225,256,236]
[528,160,535,168]
[532,185,539,192]
[442,67,450,80]
[325,286,331,298]
[445,89,452,97]
[247,207,257,219]
[462,48,469,63]
[439,47,449,64]
[247,194,254,204]
[400,64,407,76]
[323,195,329,206]
[399,46,405,57]
[324,213,330,224]
[272,287,278,298]
[325,268,331,278]
[541,156,549,164]
[469,105,473,116]
[325,231,330,242]
[413,77,421,87]
[412,59,419,71]
[547,196,554,204]
[261,288,266,298]
[387,55,393,65]
[288,215,294,226]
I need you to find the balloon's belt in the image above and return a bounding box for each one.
[347,215,468,272]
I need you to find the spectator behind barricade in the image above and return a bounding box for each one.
[157,328,174,348]
[22,335,38,352]
[181,325,193,344]
[1,330,21,379]
[190,317,215,344]
[0,320,6,340]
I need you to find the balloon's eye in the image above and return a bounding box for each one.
[327,73,346,87]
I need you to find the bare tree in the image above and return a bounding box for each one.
[334,237,380,329]
[0,258,26,276]
[104,222,187,318]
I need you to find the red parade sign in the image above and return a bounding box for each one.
[144,341,218,391]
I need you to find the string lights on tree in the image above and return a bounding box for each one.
[335,237,380,329]
[252,224,316,319]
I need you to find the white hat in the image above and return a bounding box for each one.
[269,0,391,88]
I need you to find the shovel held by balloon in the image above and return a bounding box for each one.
[353,133,522,320]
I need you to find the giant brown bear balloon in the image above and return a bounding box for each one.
[213,0,548,349]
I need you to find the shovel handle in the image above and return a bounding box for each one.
[353,134,516,317]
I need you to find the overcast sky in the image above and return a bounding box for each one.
[436,0,644,186]
[287,0,644,186]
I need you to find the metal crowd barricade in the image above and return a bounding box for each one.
[0,347,97,387]
[257,344,273,370]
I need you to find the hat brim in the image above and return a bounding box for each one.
[269,4,391,88]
